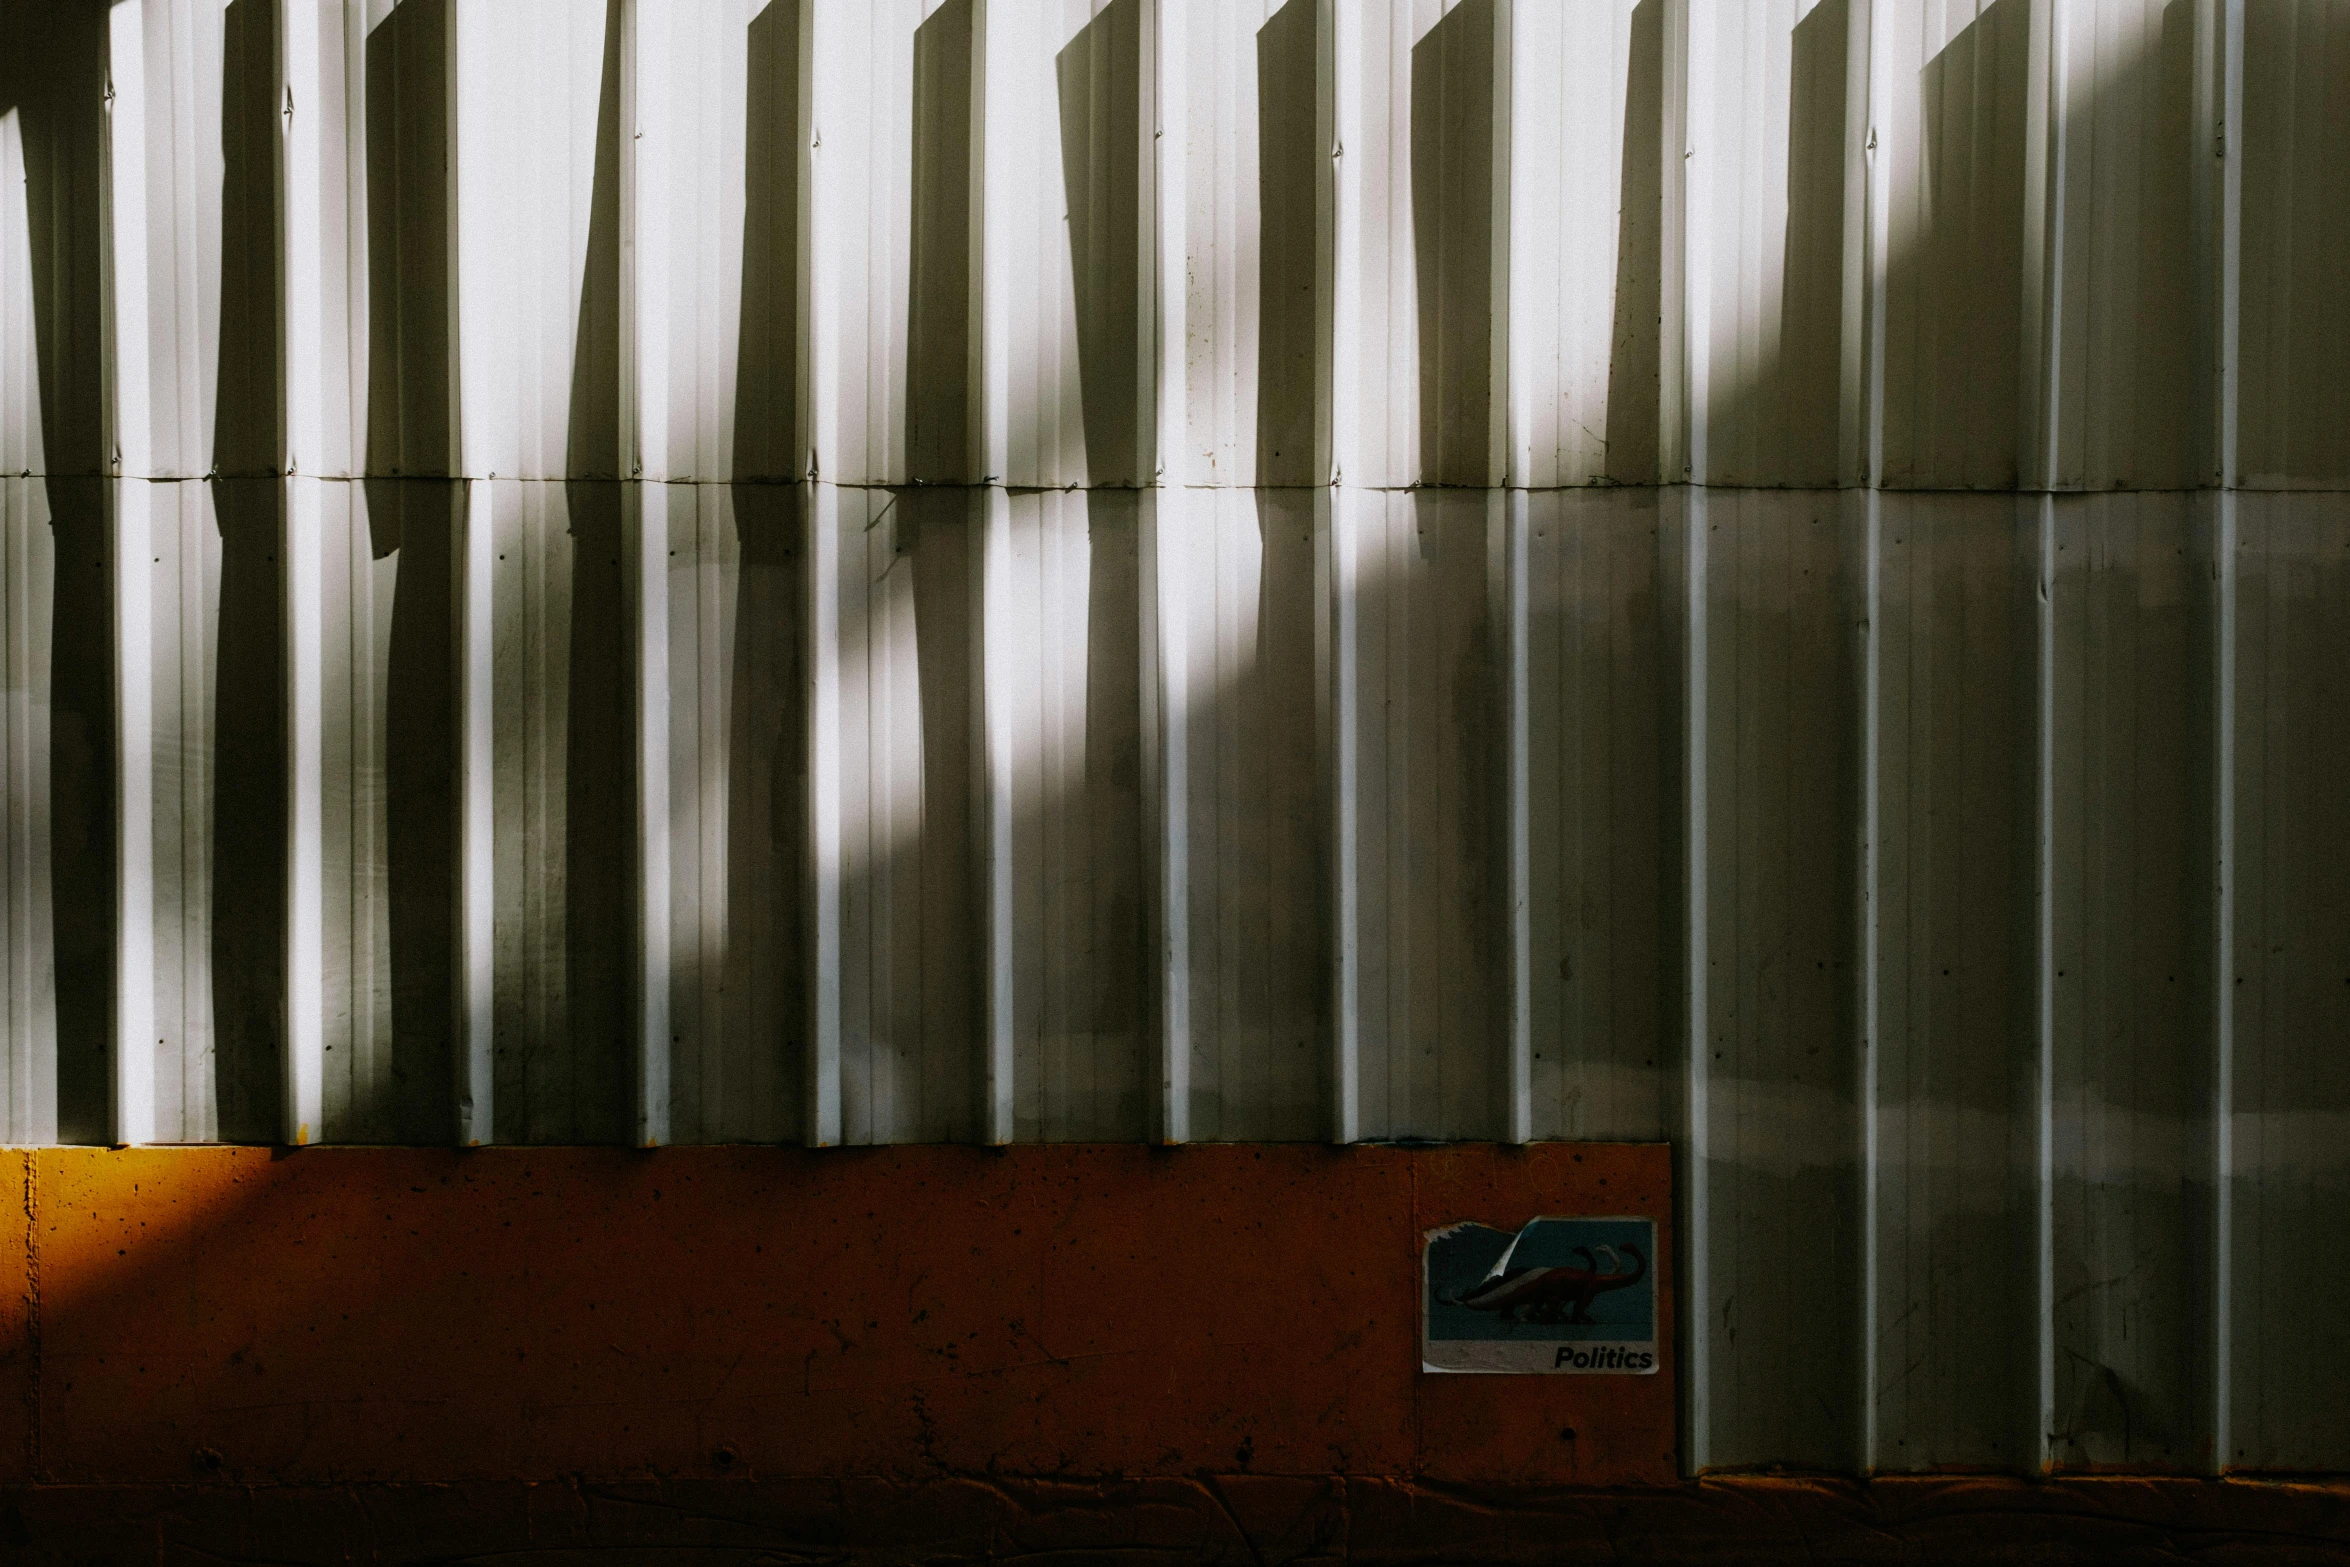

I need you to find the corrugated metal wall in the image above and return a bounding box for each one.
[0,0,2343,1476]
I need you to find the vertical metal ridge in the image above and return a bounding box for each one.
[1858,0,1893,1476]
[1505,488,1531,1145]
[1143,490,1189,1145]
[1659,0,1694,485]
[805,482,841,1148]
[105,4,155,1148]
[979,487,1014,1147]
[1150,0,1191,1146]
[278,0,325,1149]
[630,475,671,1149]
[1495,1,1529,1146]
[1323,0,1360,1146]
[454,479,494,1147]
[976,0,1010,488]
[806,1,838,486]
[2209,0,2244,1474]
[1326,485,1358,1148]
[971,0,1013,1147]
[1680,484,1709,1473]
[2027,0,2072,1476]
[801,3,843,1151]
[1486,0,1512,491]
[1859,480,1883,1472]
[1662,0,1705,1471]
[623,0,670,1150]
[111,474,155,1149]
[282,470,323,1149]
[1312,0,1336,490]
[2033,491,2058,1470]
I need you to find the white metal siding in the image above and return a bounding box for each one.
[0,0,2345,1477]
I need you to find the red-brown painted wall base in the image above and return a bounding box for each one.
[0,1144,1673,1489]
[4,1475,2348,1564]
[4,1148,2348,1560]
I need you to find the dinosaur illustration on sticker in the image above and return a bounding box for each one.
[1422,1215,1658,1375]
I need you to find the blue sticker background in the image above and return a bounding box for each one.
[1425,1216,1655,1343]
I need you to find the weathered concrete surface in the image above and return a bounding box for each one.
[13,1146,2339,1559]
[3,1474,2348,1564]
[0,1145,1673,1490]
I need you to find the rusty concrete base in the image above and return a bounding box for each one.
[6,1148,2348,1560]
[0,1145,1677,1488]
[5,1474,2350,1563]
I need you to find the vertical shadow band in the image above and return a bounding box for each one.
[1604,0,1663,486]
[1058,0,1149,487]
[1,0,114,1141]
[1255,0,1320,488]
[903,491,980,1140]
[546,0,636,1144]
[722,0,814,1137]
[365,0,459,1143]
[1776,0,1850,485]
[737,0,807,484]
[1411,0,1499,487]
[1082,491,1146,1137]
[211,0,289,1142]
[908,0,978,484]
[722,484,807,1139]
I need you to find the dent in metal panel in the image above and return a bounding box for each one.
[1523,488,1666,1143]
[664,482,806,1145]
[1872,492,2036,1469]
[1349,491,1502,1142]
[1507,0,1658,490]
[2049,0,2197,492]
[1173,487,1324,1140]
[1879,0,2032,490]
[837,487,981,1144]
[999,489,1147,1141]
[1689,488,1863,1470]
[2228,494,2350,1468]
[2236,1,2350,488]
[2046,491,2212,1470]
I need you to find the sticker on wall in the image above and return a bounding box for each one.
[1423,1215,1657,1374]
